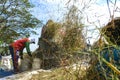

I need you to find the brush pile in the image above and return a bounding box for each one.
[102,17,120,45]
[34,19,86,69]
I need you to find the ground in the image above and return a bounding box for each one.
[0,69,52,80]
[0,61,90,80]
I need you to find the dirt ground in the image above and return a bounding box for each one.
[0,61,90,80]
[0,69,52,80]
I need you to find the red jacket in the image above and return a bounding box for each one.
[11,38,30,51]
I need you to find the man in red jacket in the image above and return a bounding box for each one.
[9,38,35,73]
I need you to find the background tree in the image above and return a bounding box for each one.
[0,0,41,54]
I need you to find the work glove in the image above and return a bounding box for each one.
[19,51,23,59]
[28,52,32,57]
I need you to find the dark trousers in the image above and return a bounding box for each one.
[9,46,19,72]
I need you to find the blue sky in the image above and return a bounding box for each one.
[28,0,120,52]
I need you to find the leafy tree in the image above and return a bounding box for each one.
[0,0,41,53]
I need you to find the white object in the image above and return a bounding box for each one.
[32,58,41,70]
[0,55,12,70]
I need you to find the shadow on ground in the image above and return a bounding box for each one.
[0,69,14,78]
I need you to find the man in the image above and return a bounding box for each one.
[9,38,35,73]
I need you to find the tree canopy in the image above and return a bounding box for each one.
[0,0,41,44]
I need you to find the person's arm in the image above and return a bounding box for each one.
[25,42,32,57]
[20,49,23,59]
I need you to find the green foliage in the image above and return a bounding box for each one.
[0,0,41,54]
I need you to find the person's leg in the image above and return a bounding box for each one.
[9,46,19,73]
[14,50,19,73]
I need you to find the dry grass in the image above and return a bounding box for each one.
[30,64,89,80]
